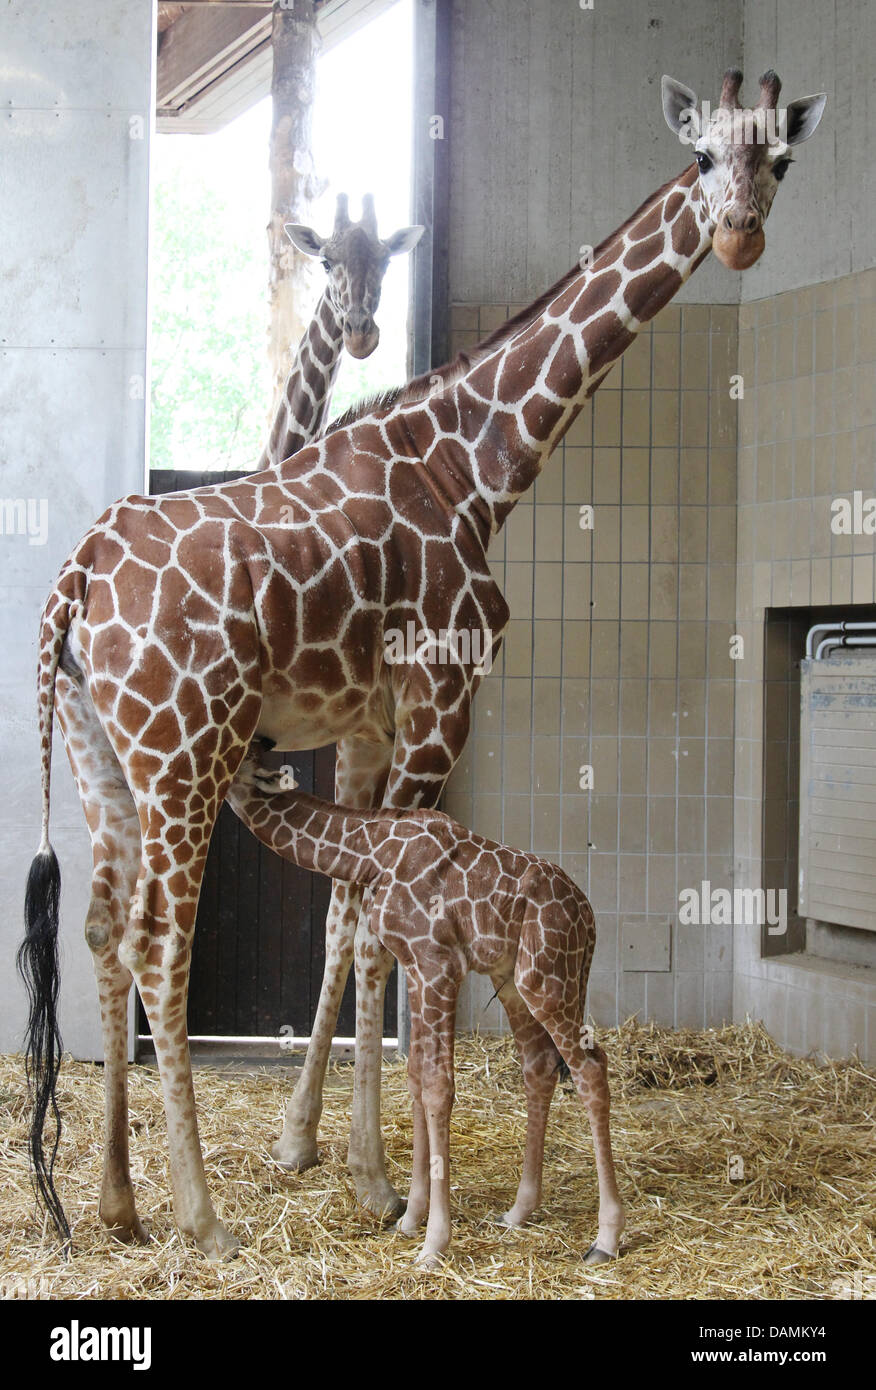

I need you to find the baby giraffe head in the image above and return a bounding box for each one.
[285,193,424,358]
[662,68,827,271]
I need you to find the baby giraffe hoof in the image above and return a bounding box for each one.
[583,1242,615,1266]
[395,1212,422,1238]
[270,1139,319,1172]
[196,1221,240,1262]
[500,1205,533,1229]
[416,1248,445,1271]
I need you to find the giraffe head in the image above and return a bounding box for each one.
[285,193,424,358]
[662,68,827,271]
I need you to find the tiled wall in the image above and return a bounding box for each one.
[733,267,876,1062]
[443,301,740,1033]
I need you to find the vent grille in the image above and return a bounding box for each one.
[798,655,876,933]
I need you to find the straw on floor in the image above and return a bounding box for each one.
[1,1021,874,1300]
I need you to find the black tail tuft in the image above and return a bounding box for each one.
[555,1055,572,1084]
[17,846,70,1250]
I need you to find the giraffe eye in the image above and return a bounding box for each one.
[321,258,332,272]
[695,151,713,174]
[772,158,792,181]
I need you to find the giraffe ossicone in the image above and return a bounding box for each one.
[18,66,825,1259]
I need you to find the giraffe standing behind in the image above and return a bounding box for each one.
[260,193,423,468]
[237,748,624,1269]
[18,68,825,1258]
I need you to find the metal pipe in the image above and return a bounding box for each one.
[805,620,876,658]
[815,633,876,660]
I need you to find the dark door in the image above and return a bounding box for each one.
[142,470,396,1041]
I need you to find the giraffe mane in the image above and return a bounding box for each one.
[324,164,697,437]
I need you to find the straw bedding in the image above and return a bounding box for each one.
[1,1020,873,1300]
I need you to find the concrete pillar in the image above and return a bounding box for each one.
[0,0,154,1058]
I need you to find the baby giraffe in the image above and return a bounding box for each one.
[239,750,625,1268]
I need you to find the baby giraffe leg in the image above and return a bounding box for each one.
[575,1042,625,1263]
[415,982,459,1268]
[495,977,560,1228]
[396,979,430,1237]
[547,1034,625,1263]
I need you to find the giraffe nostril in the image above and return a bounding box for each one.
[724,213,734,231]
[345,310,373,338]
[744,213,759,233]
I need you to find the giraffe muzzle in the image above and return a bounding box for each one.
[712,221,766,270]
[344,325,380,358]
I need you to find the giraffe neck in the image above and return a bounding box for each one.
[253,789,381,885]
[259,289,344,468]
[411,164,711,540]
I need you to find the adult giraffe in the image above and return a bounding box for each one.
[19,69,825,1257]
[261,192,423,468]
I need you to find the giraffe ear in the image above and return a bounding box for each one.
[782,93,827,145]
[384,225,425,256]
[284,223,325,257]
[662,75,700,142]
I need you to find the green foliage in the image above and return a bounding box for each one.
[149,159,271,472]
[149,138,411,472]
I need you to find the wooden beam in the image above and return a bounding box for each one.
[157,3,272,112]
[157,0,395,133]
[267,0,321,396]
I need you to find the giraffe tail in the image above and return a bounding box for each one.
[17,593,76,1251]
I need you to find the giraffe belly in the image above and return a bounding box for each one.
[255,685,391,753]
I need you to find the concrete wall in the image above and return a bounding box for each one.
[447,0,743,309]
[0,0,153,1057]
[731,0,876,1060]
[731,270,876,1062]
[444,0,876,1055]
[446,299,739,1033]
[740,0,876,300]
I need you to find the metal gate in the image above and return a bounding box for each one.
[142,470,396,1042]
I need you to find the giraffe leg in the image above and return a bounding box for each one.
[415,978,460,1268]
[396,976,429,1237]
[346,685,471,1219]
[513,911,625,1262]
[119,843,239,1261]
[55,671,146,1243]
[229,735,396,1191]
[558,1041,625,1263]
[515,1008,624,1260]
[347,922,402,1217]
[493,976,560,1229]
[270,882,358,1171]
[106,681,259,1259]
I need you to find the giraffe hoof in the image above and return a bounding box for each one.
[395,1214,421,1238]
[583,1243,614,1266]
[416,1248,446,1271]
[358,1184,406,1223]
[500,1205,533,1228]
[270,1139,319,1172]
[196,1221,240,1262]
[104,1215,151,1246]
